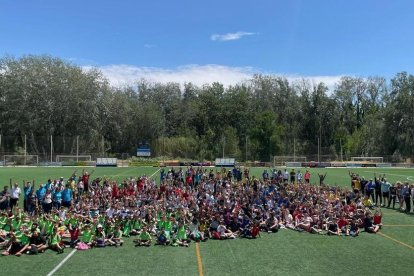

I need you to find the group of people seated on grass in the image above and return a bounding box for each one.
[0,166,411,256]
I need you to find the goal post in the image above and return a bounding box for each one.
[351,156,383,163]
[273,156,307,167]
[56,155,92,162]
[4,155,39,166]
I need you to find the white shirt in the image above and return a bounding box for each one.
[44,193,52,204]
[11,187,21,199]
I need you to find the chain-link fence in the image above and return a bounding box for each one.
[0,135,410,165]
[0,135,133,165]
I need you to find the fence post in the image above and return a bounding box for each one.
[77,136,79,162]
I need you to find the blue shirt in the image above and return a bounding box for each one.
[45,182,52,190]
[53,191,62,202]
[24,186,32,198]
[62,189,72,202]
[36,187,46,200]
[381,182,391,193]
[367,182,376,191]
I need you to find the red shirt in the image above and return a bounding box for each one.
[112,185,119,198]
[251,226,260,237]
[69,228,80,240]
[82,174,90,184]
[337,218,348,228]
[373,215,382,225]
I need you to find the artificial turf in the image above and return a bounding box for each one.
[0,166,413,276]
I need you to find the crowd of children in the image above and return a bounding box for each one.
[0,166,408,257]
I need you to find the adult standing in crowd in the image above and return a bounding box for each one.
[23,182,32,212]
[0,186,10,211]
[10,183,21,210]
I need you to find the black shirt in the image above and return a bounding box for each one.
[30,235,45,245]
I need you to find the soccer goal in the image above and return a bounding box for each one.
[273,156,307,167]
[56,155,92,163]
[351,156,383,163]
[4,155,39,166]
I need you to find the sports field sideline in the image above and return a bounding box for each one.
[0,166,413,276]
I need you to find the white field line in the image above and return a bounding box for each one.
[111,167,140,178]
[363,171,414,181]
[46,249,76,276]
[150,168,161,179]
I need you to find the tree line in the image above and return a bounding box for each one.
[0,55,413,162]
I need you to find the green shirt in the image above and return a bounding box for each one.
[50,233,61,245]
[139,231,151,241]
[81,230,93,243]
[133,220,141,230]
[178,226,187,239]
[114,230,123,238]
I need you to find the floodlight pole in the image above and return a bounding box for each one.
[102,136,104,157]
[50,135,53,163]
[293,137,296,162]
[318,125,322,164]
[245,135,248,161]
[24,135,27,165]
[222,136,225,158]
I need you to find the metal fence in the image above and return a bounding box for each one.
[0,135,410,165]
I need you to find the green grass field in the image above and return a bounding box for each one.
[0,166,413,276]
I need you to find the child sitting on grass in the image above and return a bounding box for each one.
[373,209,383,228]
[76,224,94,249]
[349,219,360,237]
[364,213,380,233]
[176,221,190,247]
[134,226,152,247]
[156,227,169,246]
[48,226,64,254]
[112,225,124,246]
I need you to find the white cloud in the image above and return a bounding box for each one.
[83,64,343,92]
[210,31,256,41]
[90,64,255,87]
[286,75,344,92]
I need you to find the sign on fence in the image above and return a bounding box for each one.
[96,158,117,167]
[136,148,151,157]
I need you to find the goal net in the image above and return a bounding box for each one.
[4,155,39,166]
[351,156,383,163]
[273,156,307,167]
[56,155,92,162]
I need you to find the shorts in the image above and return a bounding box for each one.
[382,192,389,197]
[62,201,71,208]
[365,227,375,233]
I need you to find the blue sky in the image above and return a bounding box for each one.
[1,0,414,87]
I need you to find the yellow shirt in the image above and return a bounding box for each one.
[363,198,372,207]
[354,180,361,190]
